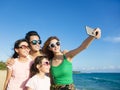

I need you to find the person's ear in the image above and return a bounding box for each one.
[15,48,19,53]
[36,64,40,69]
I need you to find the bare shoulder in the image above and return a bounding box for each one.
[62,50,69,54]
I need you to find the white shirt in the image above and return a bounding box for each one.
[26,75,50,90]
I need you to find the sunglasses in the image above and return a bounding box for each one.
[42,61,50,66]
[30,40,42,45]
[18,45,29,49]
[49,41,60,48]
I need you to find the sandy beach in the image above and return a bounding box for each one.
[0,70,7,90]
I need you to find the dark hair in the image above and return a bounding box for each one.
[42,36,59,60]
[12,38,28,58]
[25,31,40,44]
[30,56,48,77]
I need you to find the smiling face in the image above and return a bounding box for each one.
[15,41,30,57]
[29,35,41,52]
[39,58,50,73]
[36,56,50,74]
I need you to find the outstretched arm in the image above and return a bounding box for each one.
[66,28,101,61]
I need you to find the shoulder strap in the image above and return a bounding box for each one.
[63,54,66,59]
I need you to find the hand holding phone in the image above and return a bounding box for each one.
[85,26,101,39]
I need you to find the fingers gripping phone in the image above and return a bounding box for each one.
[85,26,96,36]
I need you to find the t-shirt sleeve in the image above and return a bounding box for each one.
[26,78,35,89]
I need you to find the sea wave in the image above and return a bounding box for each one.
[73,73,120,90]
[91,77,120,84]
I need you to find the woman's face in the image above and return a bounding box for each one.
[29,35,41,52]
[48,39,60,53]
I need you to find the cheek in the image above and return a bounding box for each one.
[43,66,50,71]
[27,49,30,52]
[46,65,50,69]
[48,47,53,51]
[30,45,37,50]
[26,50,30,54]
[58,46,61,50]
[24,50,29,55]
[45,67,50,73]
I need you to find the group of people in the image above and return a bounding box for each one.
[3,28,101,90]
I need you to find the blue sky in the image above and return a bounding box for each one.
[0,0,120,72]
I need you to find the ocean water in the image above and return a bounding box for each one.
[73,73,120,90]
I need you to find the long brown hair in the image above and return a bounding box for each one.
[42,36,59,60]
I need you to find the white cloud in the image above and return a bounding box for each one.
[78,65,120,72]
[103,36,120,43]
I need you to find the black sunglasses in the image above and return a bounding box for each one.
[49,41,60,48]
[30,40,42,45]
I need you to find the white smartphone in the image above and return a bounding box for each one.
[85,26,95,36]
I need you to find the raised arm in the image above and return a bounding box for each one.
[65,28,101,61]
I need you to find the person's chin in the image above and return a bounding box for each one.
[35,49,40,51]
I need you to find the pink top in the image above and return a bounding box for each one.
[7,57,33,90]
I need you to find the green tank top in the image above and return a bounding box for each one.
[51,55,73,85]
